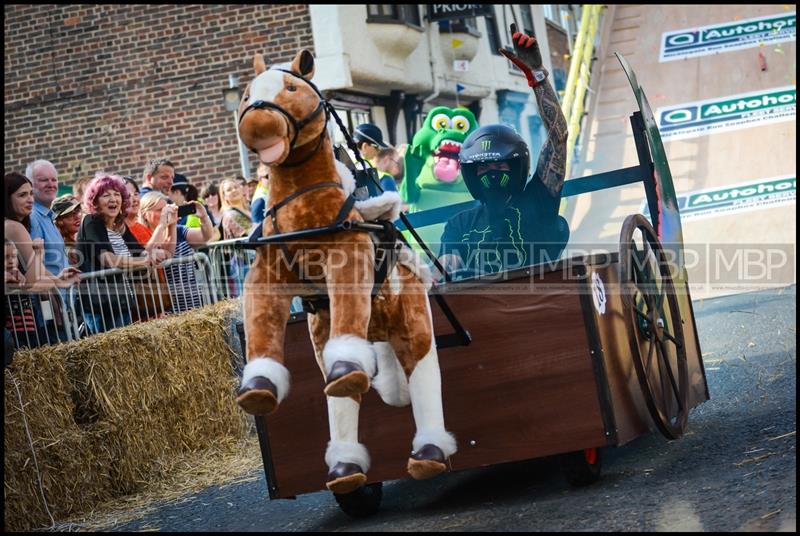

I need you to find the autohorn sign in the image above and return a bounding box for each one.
[427,4,494,22]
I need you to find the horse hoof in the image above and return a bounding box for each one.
[326,462,367,494]
[324,361,370,398]
[236,376,279,416]
[407,444,447,480]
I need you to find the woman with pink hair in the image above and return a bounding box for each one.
[75,172,167,334]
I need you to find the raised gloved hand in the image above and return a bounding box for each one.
[498,23,547,88]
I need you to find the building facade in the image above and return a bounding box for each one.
[311,5,578,161]
[4,4,576,190]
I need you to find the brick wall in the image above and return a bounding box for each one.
[4,5,313,190]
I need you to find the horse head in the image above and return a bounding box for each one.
[238,49,328,166]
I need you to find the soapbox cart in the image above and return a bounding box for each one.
[237,54,709,517]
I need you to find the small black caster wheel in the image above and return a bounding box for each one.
[333,481,383,517]
[559,447,602,487]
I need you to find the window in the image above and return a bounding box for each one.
[519,5,535,37]
[366,5,421,28]
[562,5,579,35]
[437,17,480,37]
[543,5,562,27]
[328,104,372,149]
[484,14,502,56]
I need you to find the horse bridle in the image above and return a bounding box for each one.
[238,68,330,164]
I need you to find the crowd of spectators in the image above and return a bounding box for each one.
[3,157,266,348]
[4,130,408,349]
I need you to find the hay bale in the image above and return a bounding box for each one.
[4,300,250,532]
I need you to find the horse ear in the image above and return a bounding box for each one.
[292,49,315,78]
[254,53,266,75]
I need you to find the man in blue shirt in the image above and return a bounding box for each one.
[26,159,75,343]
[26,159,69,276]
[139,158,175,197]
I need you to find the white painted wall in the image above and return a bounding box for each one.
[308,5,558,150]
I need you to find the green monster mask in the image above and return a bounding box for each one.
[400,106,479,210]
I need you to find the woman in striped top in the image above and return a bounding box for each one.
[138,191,214,313]
[76,173,167,334]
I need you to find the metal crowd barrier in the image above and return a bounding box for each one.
[201,238,255,300]
[5,241,307,350]
[4,287,74,349]
[64,252,219,339]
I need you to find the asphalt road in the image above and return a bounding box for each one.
[111,285,796,532]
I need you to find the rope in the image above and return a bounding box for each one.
[7,368,56,529]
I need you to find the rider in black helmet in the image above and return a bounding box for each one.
[438,23,569,277]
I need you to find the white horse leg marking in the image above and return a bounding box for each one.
[240,357,290,403]
[407,300,457,457]
[371,341,410,407]
[322,334,376,377]
[324,396,371,472]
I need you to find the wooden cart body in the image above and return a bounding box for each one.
[243,54,709,499]
[248,255,708,499]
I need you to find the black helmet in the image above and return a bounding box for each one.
[459,124,530,203]
[352,123,389,148]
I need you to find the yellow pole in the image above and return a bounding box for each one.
[559,5,603,215]
[561,6,592,123]
[565,4,602,181]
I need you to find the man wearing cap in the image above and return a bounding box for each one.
[52,194,83,267]
[352,123,398,195]
[170,174,199,227]
[244,176,259,205]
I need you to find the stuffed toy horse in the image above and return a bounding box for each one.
[235,49,457,494]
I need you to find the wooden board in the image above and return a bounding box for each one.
[261,263,612,498]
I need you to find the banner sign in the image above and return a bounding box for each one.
[660,12,796,62]
[656,86,796,141]
[640,175,796,222]
[427,4,494,22]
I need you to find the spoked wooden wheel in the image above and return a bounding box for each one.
[619,214,689,439]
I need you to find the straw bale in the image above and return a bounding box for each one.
[4,300,251,532]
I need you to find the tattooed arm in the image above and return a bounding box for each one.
[500,24,568,197]
[532,77,568,197]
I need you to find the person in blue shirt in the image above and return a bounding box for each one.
[26,159,69,277]
[250,163,270,224]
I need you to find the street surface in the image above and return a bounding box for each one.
[111,286,795,532]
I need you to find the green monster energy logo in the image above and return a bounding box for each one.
[481,140,491,151]
[461,206,527,273]
[480,174,510,188]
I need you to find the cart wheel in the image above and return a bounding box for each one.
[333,482,383,518]
[559,448,602,487]
[619,214,689,440]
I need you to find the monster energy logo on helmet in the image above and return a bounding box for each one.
[481,140,492,151]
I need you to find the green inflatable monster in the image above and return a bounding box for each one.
[400,106,478,253]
